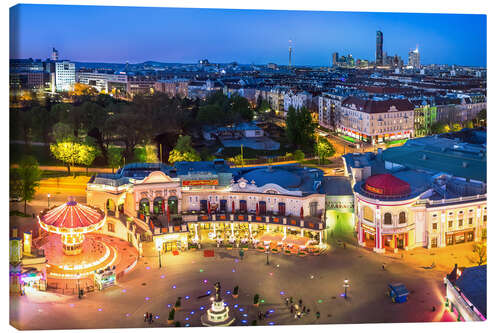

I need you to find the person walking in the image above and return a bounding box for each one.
[290,297,294,304]
[290,305,294,314]
[382,263,386,270]
[302,305,306,313]
[144,312,148,322]
[299,299,302,307]
[285,297,289,306]
[149,313,153,323]
[316,311,321,319]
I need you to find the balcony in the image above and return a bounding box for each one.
[180,210,324,231]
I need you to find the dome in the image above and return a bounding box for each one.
[364,174,411,196]
[242,167,301,188]
[39,199,105,232]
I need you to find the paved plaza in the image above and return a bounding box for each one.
[10,240,450,330]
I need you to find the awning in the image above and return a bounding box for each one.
[259,233,283,243]
[283,236,310,247]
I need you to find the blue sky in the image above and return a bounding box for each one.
[10,4,486,66]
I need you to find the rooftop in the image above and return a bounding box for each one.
[452,265,487,318]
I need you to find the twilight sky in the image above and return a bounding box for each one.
[10,4,486,67]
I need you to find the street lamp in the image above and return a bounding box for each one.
[47,194,51,208]
[77,273,81,299]
[265,247,270,265]
[157,243,162,269]
[343,279,350,299]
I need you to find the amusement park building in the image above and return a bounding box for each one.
[86,161,351,252]
[343,130,487,253]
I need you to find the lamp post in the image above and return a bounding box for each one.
[265,247,270,265]
[77,273,81,299]
[343,279,350,299]
[158,245,162,269]
[47,194,51,208]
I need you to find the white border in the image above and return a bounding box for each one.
[3,2,497,333]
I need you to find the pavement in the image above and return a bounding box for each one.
[10,240,449,330]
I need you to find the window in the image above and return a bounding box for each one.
[469,217,473,225]
[399,212,406,224]
[432,223,437,230]
[483,215,487,222]
[107,223,115,233]
[384,213,392,225]
[363,206,374,222]
[448,221,453,228]
[458,219,463,227]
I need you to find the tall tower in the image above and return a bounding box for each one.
[51,47,59,61]
[288,40,292,68]
[376,30,383,66]
[332,52,339,67]
[408,45,420,69]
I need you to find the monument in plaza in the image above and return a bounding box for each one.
[201,282,235,326]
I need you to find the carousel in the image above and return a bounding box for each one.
[38,199,118,279]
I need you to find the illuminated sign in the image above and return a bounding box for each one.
[10,239,22,263]
[182,179,218,186]
[326,195,354,212]
[365,184,384,194]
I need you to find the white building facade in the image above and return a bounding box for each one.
[55,61,76,92]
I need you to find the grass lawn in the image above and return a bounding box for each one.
[340,135,358,143]
[385,139,408,146]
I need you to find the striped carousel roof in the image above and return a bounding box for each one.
[39,199,104,229]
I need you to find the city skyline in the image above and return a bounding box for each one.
[10,4,486,67]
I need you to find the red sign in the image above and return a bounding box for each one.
[365,184,384,194]
[182,179,218,186]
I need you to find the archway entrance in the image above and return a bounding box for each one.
[153,197,165,215]
[168,196,178,214]
[139,198,150,216]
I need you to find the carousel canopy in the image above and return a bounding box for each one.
[39,200,105,231]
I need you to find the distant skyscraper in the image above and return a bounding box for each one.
[51,47,59,61]
[408,46,420,69]
[288,40,292,68]
[376,30,383,66]
[332,52,339,67]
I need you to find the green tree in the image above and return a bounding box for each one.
[50,139,95,175]
[11,156,42,215]
[78,140,99,175]
[452,123,463,132]
[168,135,201,164]
[108,147,123,173]
[430,122,450,134]
[292,149,305,162]
[52,122,74,142]
[316,137,335,165]
[285,106,315,150]
[476,109,486,126]
[472,243,487,265]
